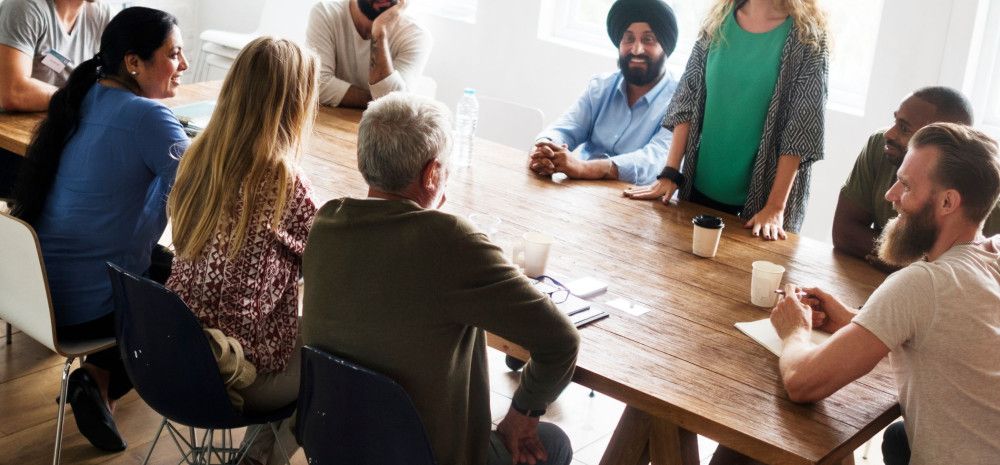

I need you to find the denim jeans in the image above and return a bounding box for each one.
[882,421,910,465]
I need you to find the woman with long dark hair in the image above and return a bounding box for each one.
[11,7,189,452]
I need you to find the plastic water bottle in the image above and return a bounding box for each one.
[454,88,479,168]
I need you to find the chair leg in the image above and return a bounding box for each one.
[862,438,873,459]
[52,357,75,465]
[5,322,10,345]
[142,418,169,465]
[270,422,293,465]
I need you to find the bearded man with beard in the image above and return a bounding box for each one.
[529,0,679,185]
[833,87,1000,269]
[306,0,431,108]
[769,122,1000,465]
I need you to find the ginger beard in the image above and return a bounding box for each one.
[876,199,940,267]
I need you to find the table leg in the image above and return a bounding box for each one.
[599,406,699,465]
[649,418,699,465]
[841,455,856,465]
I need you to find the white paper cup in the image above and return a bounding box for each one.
[512,232,553,278]
[692,215,724,258]
[750,261,785,307]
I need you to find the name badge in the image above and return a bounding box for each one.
[41,49,72,74]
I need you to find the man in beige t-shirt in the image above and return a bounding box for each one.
[770,123,1000,465]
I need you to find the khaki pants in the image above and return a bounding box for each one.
[239,335,302,465]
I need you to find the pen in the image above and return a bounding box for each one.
[774,289,810,298]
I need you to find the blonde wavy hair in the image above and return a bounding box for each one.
[701,0,828,50]
[168,37,319,259]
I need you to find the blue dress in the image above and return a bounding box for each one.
[34,84,189,326]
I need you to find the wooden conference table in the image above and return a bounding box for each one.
[0,82,899,465]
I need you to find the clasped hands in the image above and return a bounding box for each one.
[528,140,586,178]
[770,283,855,340]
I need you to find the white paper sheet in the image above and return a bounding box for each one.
[735,318,831,356]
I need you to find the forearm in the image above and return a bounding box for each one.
[0,78,56,112]
[663,122,689,170]
[368,35,393,87]
[778,330,828,402]
[337,85,372,109]
[766,155,801,210]
[581,159,618,180]
[832,219,878,259]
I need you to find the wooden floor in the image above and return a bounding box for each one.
[0,323,886,465]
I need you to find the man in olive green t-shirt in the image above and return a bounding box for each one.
[834,86,999,268]
[301,93,580,465]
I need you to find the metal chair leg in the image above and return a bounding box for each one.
[862,438,873,459]
[52,357,75,465]
[142,418,169,465]
[5,322,11,345]
[270,421,293,465]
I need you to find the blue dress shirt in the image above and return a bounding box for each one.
[536,70,677,185]
[34,84,189,326]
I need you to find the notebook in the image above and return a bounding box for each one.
[734,318,831,357]
[171,101,216,137]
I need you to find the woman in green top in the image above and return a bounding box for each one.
[625,0,829,240]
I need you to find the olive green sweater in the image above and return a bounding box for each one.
[301,198,580,465]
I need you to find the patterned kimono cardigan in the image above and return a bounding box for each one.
[663,22,829,233]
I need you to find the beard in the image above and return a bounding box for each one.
[876,201,939,267]
[358,0,394,21]
[618,52,666,86]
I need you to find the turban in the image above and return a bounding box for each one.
[606,0,679,56]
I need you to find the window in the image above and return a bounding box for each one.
[540,0,885,113]
[410,0,477,23]
[967,0,1000,136]
[538,0,710,71]
[823,0,885,113]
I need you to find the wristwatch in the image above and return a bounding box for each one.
[656,166,686,188]
[512,399,546,418]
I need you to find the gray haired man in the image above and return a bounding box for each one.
[301,92,580,465]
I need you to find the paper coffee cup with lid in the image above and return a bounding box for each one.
[691,215,725,258]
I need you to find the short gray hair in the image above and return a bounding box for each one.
[357,92,452,193]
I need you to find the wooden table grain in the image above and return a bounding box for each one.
[1,82,900,465]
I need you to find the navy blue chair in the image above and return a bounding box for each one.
[107,263,295,465]
[295,345,437,465]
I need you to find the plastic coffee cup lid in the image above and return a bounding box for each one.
[692,215,724,229]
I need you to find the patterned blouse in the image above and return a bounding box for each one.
[167,173,317,374]
[663,16,829,232]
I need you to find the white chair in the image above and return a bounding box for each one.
[475,96,545,149]
[412,75,437,100]
[0,213,116,465]
[192,0,317,82]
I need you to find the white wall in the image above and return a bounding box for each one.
[190,0,990,243]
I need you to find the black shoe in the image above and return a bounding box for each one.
[67,368,127,452]
[505,355,527,371]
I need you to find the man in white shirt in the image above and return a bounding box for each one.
[770,123,1000,465]
[306,0,431,108]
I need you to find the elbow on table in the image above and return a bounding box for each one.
[782,371,830,404]
[0,89,23,112]
[830,220,854,256]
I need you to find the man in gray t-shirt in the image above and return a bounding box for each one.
[0,0,111,112]
[769,123,1000,465]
